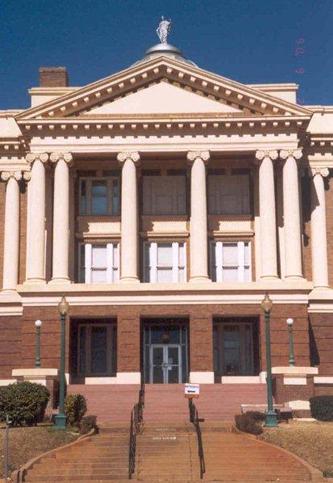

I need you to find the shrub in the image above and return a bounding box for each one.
[64,394,87,427]
[235,411,266,435]
[0,381,50,426]
[310,396,333,421]
[80,415,98,435]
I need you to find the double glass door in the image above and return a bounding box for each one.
[150,344,182,383]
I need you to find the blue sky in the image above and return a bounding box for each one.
[1,0,332,109]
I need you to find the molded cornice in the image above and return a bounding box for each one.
[16,56,312,121]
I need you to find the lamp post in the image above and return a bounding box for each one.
[286,318,295,366]
[54,295,69,430]
[35,320,42,368]
[261,293,278,427]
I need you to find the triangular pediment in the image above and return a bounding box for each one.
[83,81,242,115]
[16,56,312,121]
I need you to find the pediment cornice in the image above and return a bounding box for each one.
[16,56,312,122]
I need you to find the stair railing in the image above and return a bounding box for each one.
[188,398,206,479]
[128,381,145,479]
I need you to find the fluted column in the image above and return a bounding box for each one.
[1,172,22,291]
[117,152,140,282]
[310,167,329,288]
[187,151,210,282]
[280,149,303,279]
[50,152,73,283]
[256,150,278,279]
[26,153,48,283]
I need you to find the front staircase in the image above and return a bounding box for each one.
[21,383,322,481]
[68,383,267,423]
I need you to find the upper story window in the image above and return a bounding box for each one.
[143,241,186,283]
[143,174,186,215]
[79,242,119,283]
[210,241,251,282]
[79,177,120,216]
[208,173,250,215]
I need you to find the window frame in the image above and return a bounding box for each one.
[210,240,251,282]
[78,242,120,283]
[77,322,116,377]
[143,241,187,283]
[79,176,120,216]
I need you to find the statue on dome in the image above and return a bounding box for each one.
[156,16,171,44]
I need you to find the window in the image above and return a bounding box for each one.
[210,241,251,282]
[144,242,186,283]
[77,323,116,376]
[79,177,120,215]
[208,174,250,214]
[79,243,119,283]
[143,176,186,215]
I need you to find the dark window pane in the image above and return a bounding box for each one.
[91,181,108,215]
[91,327,107,374]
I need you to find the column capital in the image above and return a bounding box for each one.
[187,151,210,164]
[117,151,140,164]
[50,152,73,165]
[310,167,330,178]
[25,152,49,165]
[1,171,22,182]
[280,149,302,160]
[255,150,278,161]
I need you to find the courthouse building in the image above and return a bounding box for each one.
[0,34,333,406]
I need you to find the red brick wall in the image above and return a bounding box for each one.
[1,303,309,381]
[309,313,333,375]
[0,316,22,378]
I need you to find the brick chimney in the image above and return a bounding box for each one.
[39,67,69,87]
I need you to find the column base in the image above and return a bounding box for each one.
[260,275,279,281]
[0,290,21,303]
[49,278,71,286]
[284,275,304,281]
[23,279,47,287]
[120,277,140,283]
[189,276,211,283]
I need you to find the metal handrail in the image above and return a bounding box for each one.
[128,382,145,479]
[188,398,206,479]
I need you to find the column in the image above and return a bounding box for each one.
[26,153,49,283]
[310,167,329,288]
[187,151,210,282]
[117,152,140,282]
[280,149,303,279]
[1,172,21,291]
[256,150,278,279]
[50,152,73,283]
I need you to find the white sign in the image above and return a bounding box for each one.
[184,383,200,398]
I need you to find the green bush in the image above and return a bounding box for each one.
[235,411,266,435]
[64,394,87,427]
[0,381,50,426]
[80,415,98,435]
[310,395,333,421]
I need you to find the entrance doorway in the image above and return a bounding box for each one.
[142,319,188,384]
[150,344,182,383]
[213,318,259,379]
